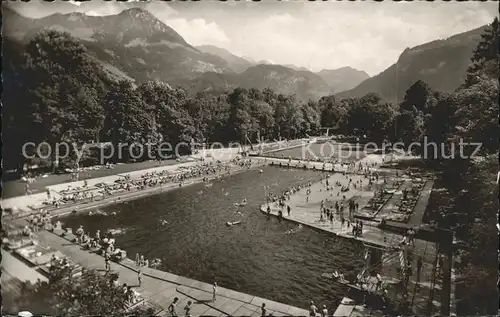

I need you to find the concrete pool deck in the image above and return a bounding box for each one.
[259,154,404,247]
[2,159,267,220]
[259,154,446,316]
[333,297,384,317]
[28,229,309,316]
[252,154,395,175]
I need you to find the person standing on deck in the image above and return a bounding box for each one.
[261,303,267,317]
[309,301,318,317]
[212,282,217,302]
[137,266,142,286]
[184,300,192,317]
[168,297,179,316]
[321,304,328,317]
[104,252,110,274]
[287,205,291,217]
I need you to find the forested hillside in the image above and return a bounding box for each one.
[337,25,488,103]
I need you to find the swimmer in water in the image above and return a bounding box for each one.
[160,219,169,225]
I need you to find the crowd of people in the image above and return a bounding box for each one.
[307,300,330,317]
[263,161,385,240]
[23,209,52,236]
[134,253,162,269]
[40,157,260,213]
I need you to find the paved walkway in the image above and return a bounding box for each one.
[333,297,384,317]
[34,230,308,316]
[2,161,197,213]
[1,249,48,284]
[253,155,394,175]
[259,154,444,315]
[2,160,264,221]
[260,154,403,247]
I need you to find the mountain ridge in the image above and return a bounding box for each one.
[2,7,334,101]
[3,5,488,104]
[196,45,253,73]
[336,25,488,103]
[316,67,370,93]
[3,6,232,82]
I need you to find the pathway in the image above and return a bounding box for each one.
[259,154,444,315]
[2,160,263,220]
[260,154,403,248]
[333,297,384,317]
[35,230,309,316]
[1,249,48,284]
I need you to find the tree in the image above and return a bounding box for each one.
[184,92,231,143]
[300,101,321,137]
[319,96,347,131]
[137,81,194,149]
[394,108,425,146]
[5,269,152,316]
[466,18,499,84]
[274,95,304,139]
[227,88,257,142]
[5,29,109,170]
[399,80,437,114]
[453,76,499,154]
[423,92,457,160]
[250,100,275,141]
[2,37,36,171]
[102,80,158,159]
[344,93,395,143]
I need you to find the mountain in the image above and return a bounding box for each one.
[3,6,231,82]
[237,65,332,100]
[2,6,332,101]
[173,64,332,101]
[257,60,272,65]
[336,25,488,103]
[284,64,311,72]
[316,67,370,93]
[196,45,253,73]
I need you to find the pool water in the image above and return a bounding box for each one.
[57,166,364,310]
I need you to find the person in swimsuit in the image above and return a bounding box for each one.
[261,303,267,316]
[309,301,318,316]
[321,305,328,317]
[212,282,217,302]
[168,297,179,316]
[184,300,192,317]
[137,267,142,286]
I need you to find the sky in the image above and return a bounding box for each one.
[8,0,499,76]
